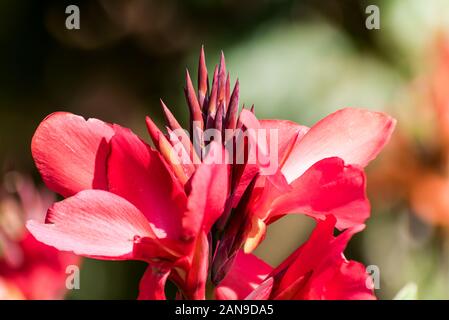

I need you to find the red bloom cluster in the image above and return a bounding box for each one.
[0,173,79,299]
[27,48,395,299]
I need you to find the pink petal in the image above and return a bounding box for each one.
[245,278,274,300]
[229,111,287,209]
[282,108,396,183]
[237,110,273,175]
[26,190,154,259]
[215,251,272,300]
[183,142,229,239]
[107,125,187,240]
[268,157,370,229]
[259,119,309,167]
[31,112,115,197]
[132,236,185,264]
[138,266,170,300]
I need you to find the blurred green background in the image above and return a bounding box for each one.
[2,0,449,299]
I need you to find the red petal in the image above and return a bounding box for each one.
[237,110,292,182]
[184,232,209,299]
[138,266,170,300]
[215,251,272,300]
[31,112,115,197]
[245,278,274,300]
[259,119,309,167]
[108,125,187,240]
[183,142,229,238]
[228,110,271,209]
[26,190,154,259]
[303,260,376,300]
[270,216,374,300]
[282,108,396,183]
[268,157,369,229]
[277,216,354,288]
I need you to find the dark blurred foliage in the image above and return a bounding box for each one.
[0,0,378,170]
[0,0,394,299]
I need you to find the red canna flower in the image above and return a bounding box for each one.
[29,134,227,299]
[212,108,395,282]
[0,173,80,299]
[26,48,394,299]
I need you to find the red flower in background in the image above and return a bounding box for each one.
[369,35,449,228]
[26,48,394,299]
[0,173,79,299]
